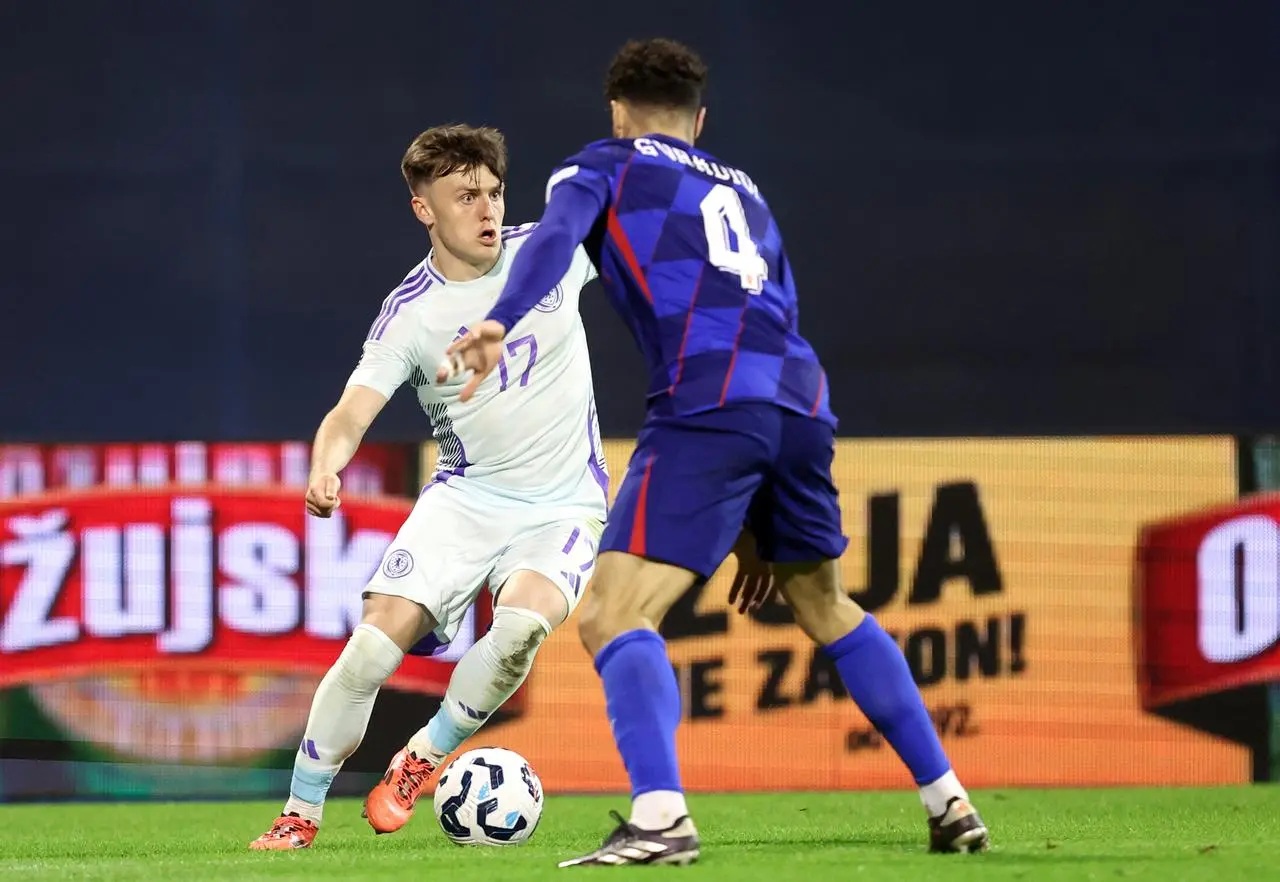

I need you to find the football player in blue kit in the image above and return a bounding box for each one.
[442,37,990,867]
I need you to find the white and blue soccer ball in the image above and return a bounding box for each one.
[432,747,544,846]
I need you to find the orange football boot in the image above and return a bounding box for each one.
[248,812,318,850]
[363,748,438,834]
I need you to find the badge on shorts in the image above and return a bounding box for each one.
[383,549,414,578]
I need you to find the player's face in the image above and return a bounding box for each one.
[417,166,505,267]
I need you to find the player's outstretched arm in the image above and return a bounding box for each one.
[484,170,607,333]
[305,385,388,517]
[441,175,608,402]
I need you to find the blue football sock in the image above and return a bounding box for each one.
[289,757,335,805]
[826,614,950,785]
[594,629,683,796]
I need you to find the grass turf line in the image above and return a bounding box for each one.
[0,786,1276,881]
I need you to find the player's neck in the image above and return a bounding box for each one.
[429,247,498,283]
[640,127,694,146]
[621,115,696,146]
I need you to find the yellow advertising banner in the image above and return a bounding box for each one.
[420,437,1248,792]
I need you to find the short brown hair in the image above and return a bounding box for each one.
[605,38,708,113]
[400,124,508,195]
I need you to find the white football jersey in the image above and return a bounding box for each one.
[346,224,608,519]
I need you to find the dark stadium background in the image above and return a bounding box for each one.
[1,1,1275,442]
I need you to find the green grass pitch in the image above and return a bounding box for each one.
[1,786,1277,881]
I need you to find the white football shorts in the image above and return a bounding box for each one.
[363,479,603,645]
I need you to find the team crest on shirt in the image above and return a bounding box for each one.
[383,549,414,578]
[534,284,564,313]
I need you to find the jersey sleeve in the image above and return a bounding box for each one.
[542,148,614,204]
[485,147,615,331]
[345,308,425,400]
[551,142,623,294]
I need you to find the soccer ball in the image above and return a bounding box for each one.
[432,747,544,846]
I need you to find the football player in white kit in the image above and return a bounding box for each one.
[250,124,608,850]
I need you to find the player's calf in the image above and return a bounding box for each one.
[575,552,702,833]
[366,596,555,834]
[775,559,990,853]
[250,594,430,850]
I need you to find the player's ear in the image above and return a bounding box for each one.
[411,194,434,229]
[610,100,626,138]
[693,107,706,141]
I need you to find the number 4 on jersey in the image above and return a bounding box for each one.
[700,184,768,294]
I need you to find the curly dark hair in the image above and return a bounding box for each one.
[604,38,708,113]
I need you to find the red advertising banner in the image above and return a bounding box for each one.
[0,487,483,697]
[1136,491,1280,709]
[0,442,501,777]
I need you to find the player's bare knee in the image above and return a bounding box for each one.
[775,559,866,645]
[577,584,638,656]
[576,592,611,656]
[578,552,697,655]
[496,570,571,629]
[359,591,437,653]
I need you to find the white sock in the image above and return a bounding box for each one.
[406,606,551,764]
[919,769,968,818]
[630,790,689,830]
[281,795,325,825]
[284,623,404,824]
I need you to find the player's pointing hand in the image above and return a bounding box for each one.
[438,319,507,402]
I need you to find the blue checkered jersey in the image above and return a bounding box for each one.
[486,134,834,427]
